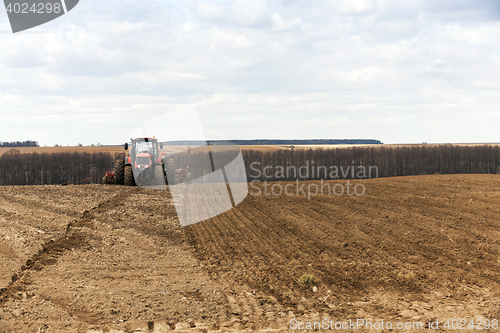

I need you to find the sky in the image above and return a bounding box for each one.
[0,0,500,146]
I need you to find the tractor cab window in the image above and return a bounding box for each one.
[135,141,153,153]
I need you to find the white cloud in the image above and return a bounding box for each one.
[230,0,272,27]
[331,0,379,16]
[193,2,225,21]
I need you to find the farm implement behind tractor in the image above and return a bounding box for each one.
[80,171,115,185]
[102,170,116,185]
[174,146,191,183]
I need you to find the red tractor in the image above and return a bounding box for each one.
[114,137,175,186]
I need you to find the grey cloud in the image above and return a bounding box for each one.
[423,0,500,21]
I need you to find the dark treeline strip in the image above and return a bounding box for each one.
[213,139,383,145]
[1,145,499,186]
[0,152,117,185]
[243,145,500,182]
[0,140,39,147]
[164,139,383,146]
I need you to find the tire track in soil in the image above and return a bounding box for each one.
[0,193,81,218]
[0,239,17,259]
[0,188,139,311]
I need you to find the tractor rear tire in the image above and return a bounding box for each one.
[164,158,176,185]
[124,165,136,186]
[114,159,125,185]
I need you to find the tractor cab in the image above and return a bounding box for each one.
[131,139,156,168]
[128,137,163,168]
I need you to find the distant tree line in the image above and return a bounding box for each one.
[0,152,117,185]
[164,139,383,146]
[243,145,500,182]
[216,139,383,145]
[0,140,39,147]
[1,145,499,186]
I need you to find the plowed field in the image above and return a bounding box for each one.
[1,175,500,332]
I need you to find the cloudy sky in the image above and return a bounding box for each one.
[1,0,499,146]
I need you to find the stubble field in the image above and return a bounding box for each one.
[1,174,500,332]
[2,142,500,157]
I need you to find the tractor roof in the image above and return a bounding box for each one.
[131,137,157,142]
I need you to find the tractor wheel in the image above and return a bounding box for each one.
[124,165,136,186]
[114,159,125,185]
[154,164,165,185]
[164,158,176,185]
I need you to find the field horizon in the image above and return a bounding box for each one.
[2,142,500,156]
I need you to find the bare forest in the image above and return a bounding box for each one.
[0,144,499,185]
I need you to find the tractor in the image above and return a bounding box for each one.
[114,137,175,186]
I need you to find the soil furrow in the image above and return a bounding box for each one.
[0,188,136,307]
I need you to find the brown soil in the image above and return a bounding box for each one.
[0,146,125,155]
[0,145,282,155]
[1,175,500,332]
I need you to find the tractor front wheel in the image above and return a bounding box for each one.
[154,164,165,186]
[124,165,136,186]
